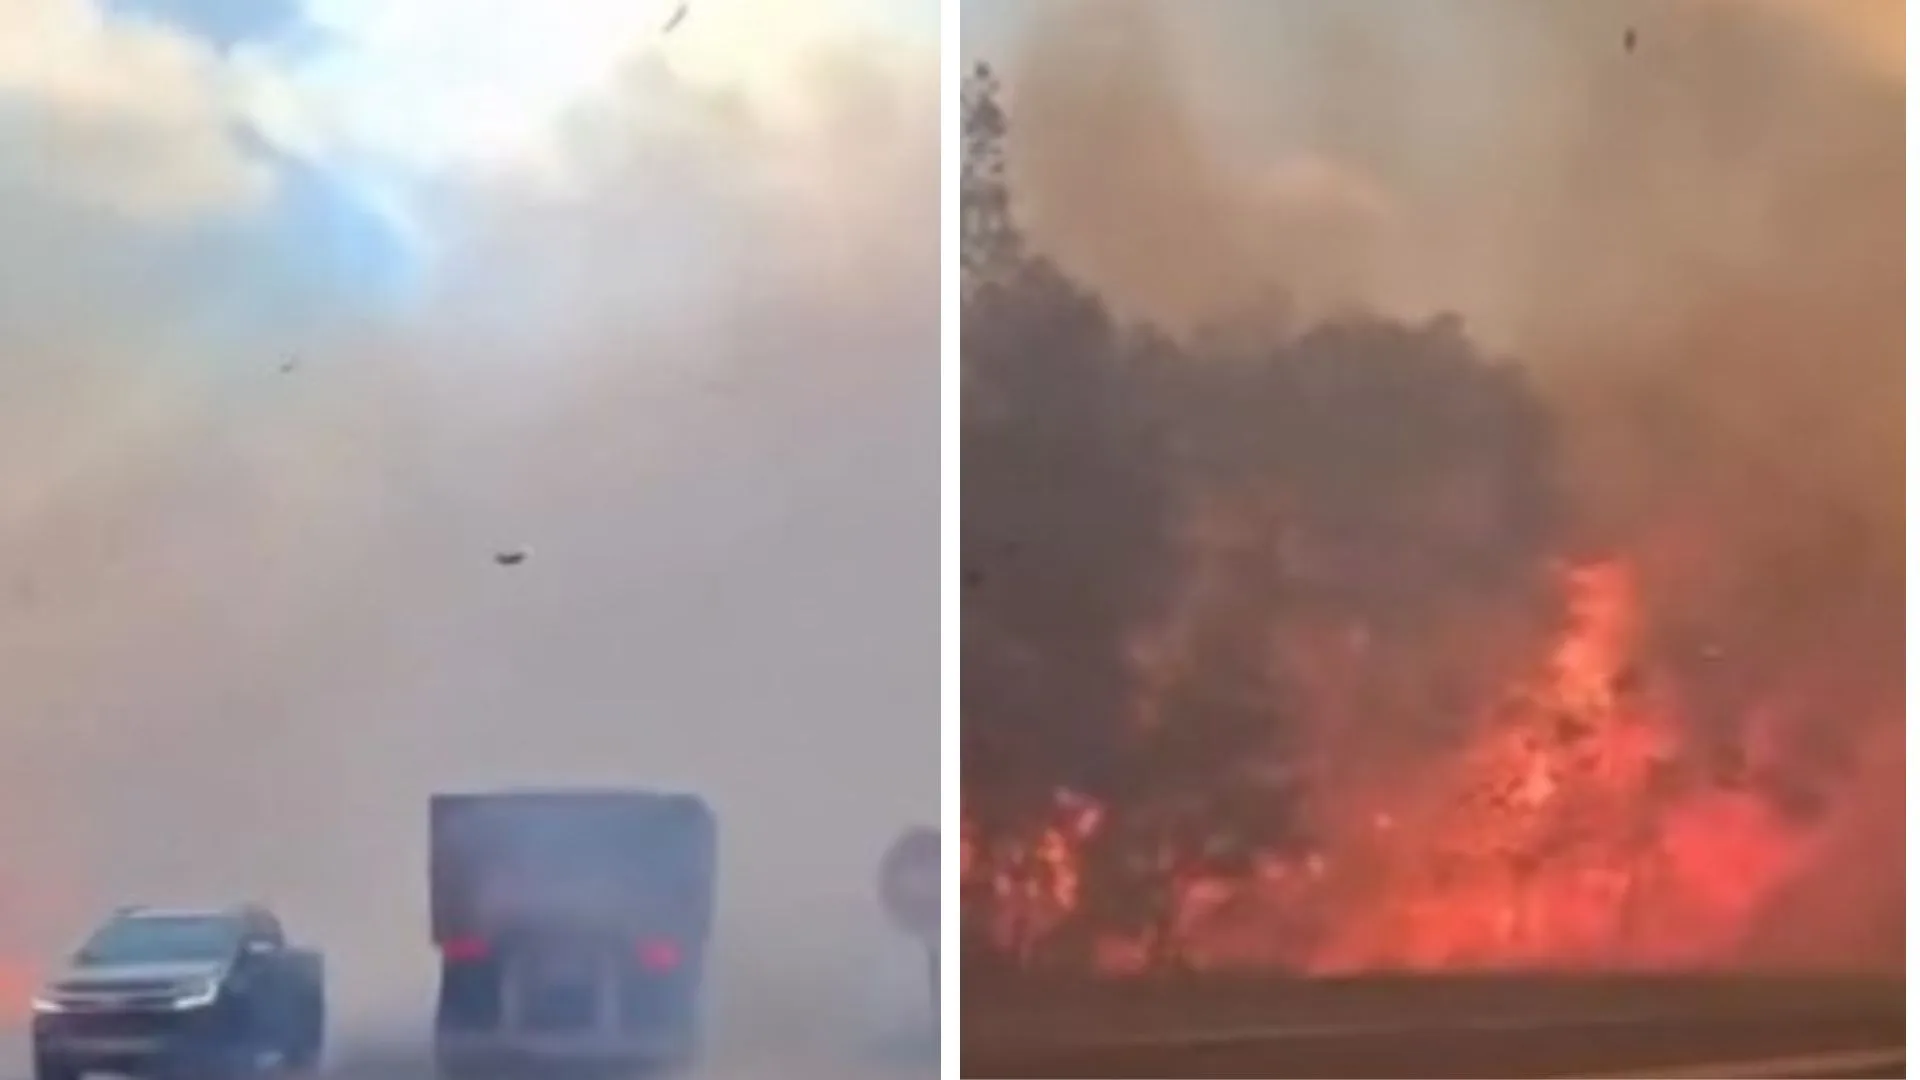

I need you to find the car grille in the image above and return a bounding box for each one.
[44,1009,193,1040]
[62,991,189,1012]
[56,978,181,997]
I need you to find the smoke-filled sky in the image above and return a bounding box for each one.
[963,0,1904,629]
[0,0,935,1044]
[964,0,1903,681]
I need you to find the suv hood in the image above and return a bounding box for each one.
[51,959,226,992]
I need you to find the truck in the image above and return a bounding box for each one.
[29,904,325,1080]
[879,826,939,1016]
[429,788,718,1078]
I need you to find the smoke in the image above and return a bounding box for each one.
[0,0,935,1058]
[990,0,1901,550]
[968,0,1900,969]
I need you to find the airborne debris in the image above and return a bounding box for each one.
[662,1,688,34]
[494,550,528,567]
[1623,26,1637,53]
[280,356,298,374]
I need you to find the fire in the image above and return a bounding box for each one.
[1305,560,1814,970]
[964,792,1104,965]
[0,957,34,1021]
[962,557,1830,973]
[959,2,1900,978]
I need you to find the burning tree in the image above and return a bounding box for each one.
[962,62,1566,970]
[960,62,1900,977]
[961,62,1187,971]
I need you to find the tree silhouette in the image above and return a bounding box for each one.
[960,64,1569,972]
[961,65,1181,968]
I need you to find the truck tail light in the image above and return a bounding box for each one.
[634,938,681,973]
[441,936,491,963]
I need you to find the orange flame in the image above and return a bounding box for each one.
[964,557,1835,973]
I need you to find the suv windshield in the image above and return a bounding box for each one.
[75,915,239,967]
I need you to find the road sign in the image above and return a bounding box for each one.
[879,826,939,943]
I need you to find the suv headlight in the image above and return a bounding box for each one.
[30,993,69,1014]
[169,980,220,1010]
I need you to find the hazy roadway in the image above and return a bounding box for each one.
[961,976,1904,1079]
[0,1019,938,1080]
[962,1012,1902,1078]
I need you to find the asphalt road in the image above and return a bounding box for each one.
[961,976,1904,1079]
[0,944,938,1080]
[962,1012,1902,1078]
[0,1018,937,1080]
[324,1036,935,1080]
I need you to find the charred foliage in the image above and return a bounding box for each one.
[960,66,1571,972]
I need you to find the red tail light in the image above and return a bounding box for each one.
[635,938,681,972]
[441,937,490,963]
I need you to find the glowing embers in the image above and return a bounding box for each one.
[961,559,1825,974]
[1301,559,1811,971]
[963,792,1103,963]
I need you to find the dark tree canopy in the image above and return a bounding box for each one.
[961,65,1175,817]
[960,64,1568,971]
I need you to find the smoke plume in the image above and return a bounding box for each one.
[0,0,936,1062]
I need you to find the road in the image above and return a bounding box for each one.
[0,1017,937,1080]
[961,975,1904,1079]
[323,1037,935,1079]
[0,937,937,1080]
[962,1012,1902,1078]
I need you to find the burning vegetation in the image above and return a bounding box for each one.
[960,0,1902,980]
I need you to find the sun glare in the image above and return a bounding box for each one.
[278,0,682,171]
[256,0,929,177]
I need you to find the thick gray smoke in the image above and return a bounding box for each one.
[0,0,935,1066]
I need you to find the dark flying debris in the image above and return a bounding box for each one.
[963,566,984,590]
[494,550,528,567]
[1623,27,1637,53]
[662,1,688,34]
[280,356,299,374]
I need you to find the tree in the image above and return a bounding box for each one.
[960,63,1020,287]
[960,65,1569,973]
[960,65,1180,968]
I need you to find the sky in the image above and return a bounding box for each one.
[0,0,936,1051]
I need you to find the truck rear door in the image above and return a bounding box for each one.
[430,792,717,1051]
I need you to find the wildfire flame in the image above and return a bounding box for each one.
[963,557,1835,973]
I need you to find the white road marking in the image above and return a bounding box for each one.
[1564,1046,1905,1079]
[990,1010,1721,1051]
